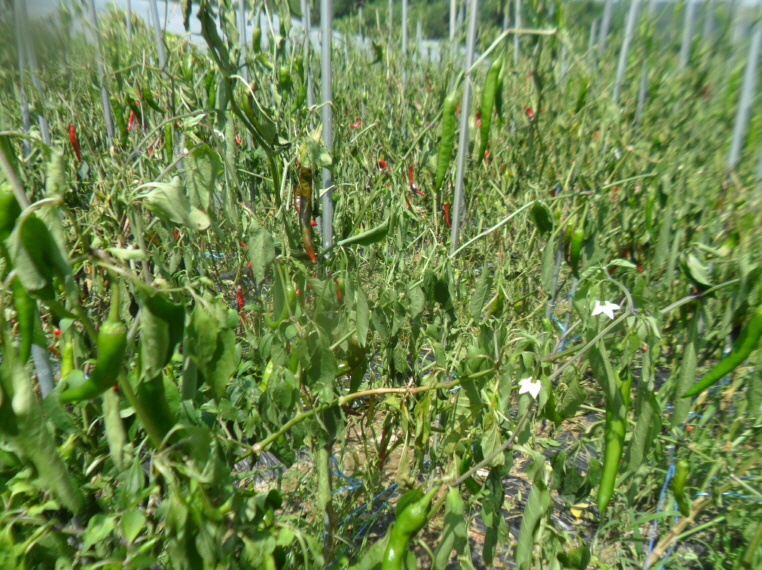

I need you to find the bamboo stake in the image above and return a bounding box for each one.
[612,0,641,105]
[599,0,613,54]
[87,0,115,149]
[148,0,167,70]
[450,0,478,254]
[679,0,698,70]
[321,0,333,249]
[728,22,761,169]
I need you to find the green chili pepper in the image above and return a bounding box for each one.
[671,458,691,517]
[296,165,317,262]
[292,79,308,112]
[11,278,34,364]
[0,183,21,239]
[382,486,439,570]
[478,56,502,160]
[252,25,262,53]
[265,264,297,329]
[60,283,127,403]
[336,360,351,377]
[205,71,217,110]
[569,227,584,278]
[136,373,176,446]
[278,65,292,91]
[60,331,74,379]
[435,91,458,192]
[141,77,165,113]
[111,97,129,145]
[164,123,174,160]
[683,305,762,398]
[597,401,625,514]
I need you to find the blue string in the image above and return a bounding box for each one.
[644,461,675,570]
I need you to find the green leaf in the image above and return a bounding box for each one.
[83,514,116,552]
[337,218,390,248]
[248,227,275,284]
[514,481,551,570]
[355,285,369,347]
[3,360,83,513]
[680,252,712,287]
[480,412,504,467]
[541,232,557,294]
[433,488,467,570]
[122,509,146,544]
[469,266,493,320]
[184,144,222,212]
[138,177,210,231]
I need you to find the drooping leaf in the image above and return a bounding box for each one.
[139,177,210,231]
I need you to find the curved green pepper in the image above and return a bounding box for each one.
[164,123,174,160]
[435,91,458,192]
[598,377,630,515]
[672,458,691,517]
[569,227,584,278]
[11,278,34,364]
[60,284,127,403]
[381,486,439,570]
[683,306,762,398]
[141,77,165,113]
[478,56,502,160]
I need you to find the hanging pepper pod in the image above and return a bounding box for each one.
[296,165,317,262]
[68,124,82,163]
[60,281,127,403]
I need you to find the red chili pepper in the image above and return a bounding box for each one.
[68,124,82,163]
[484,149,490,166]
[443,203,451,227]
[127,110,136,131]
[236,285,245,313]
[239,240,248,248]
[350,118,361,128]
[53,327,61,337]
[475,111,482,128]
[173,228,180,241]
[378,157,390,172]
[637,259,643,273]
[235,133,242,145]
[525,107,534,121]
[408,164,424,196]
[310,219,317,226]
[148,146,154,155]
[685,425,693,433]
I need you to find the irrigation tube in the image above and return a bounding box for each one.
[612,0,641,105]
[449,0,479,255]
[321,0,334,249]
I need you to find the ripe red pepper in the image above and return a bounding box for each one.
[378,157,390,172]
[310,219,317,226]
[408,164,424,195]
[475,111,482,128]
[525,107,534,121]
[69,124,82,162]
[53,327,61,337]
[443,203,451,227]
[350,118,361,128]
[127,110,136,131]
[173,228,180,241]
[235,133,242,145]
[236,285,245,313]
